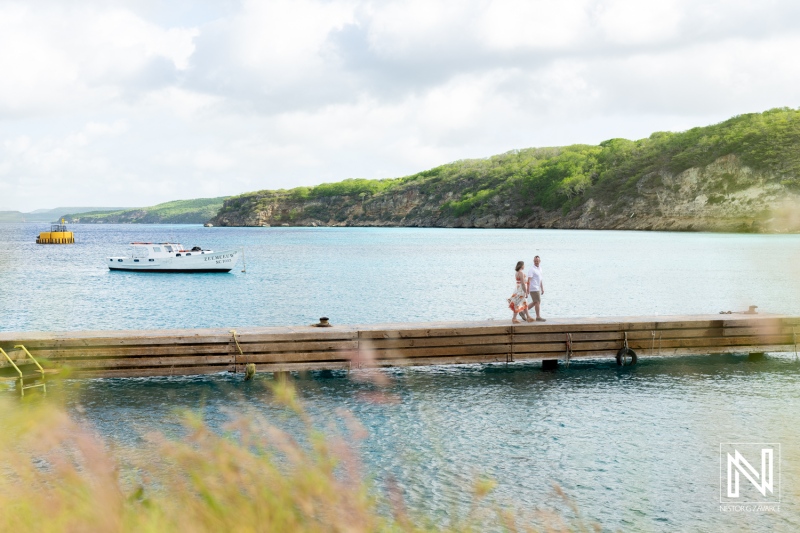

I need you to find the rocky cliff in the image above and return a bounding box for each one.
[210,108,800,233]
[210,155,799,232]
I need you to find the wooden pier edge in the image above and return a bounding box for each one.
[1,313,798,378]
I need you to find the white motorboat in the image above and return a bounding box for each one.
[107,242,239,273]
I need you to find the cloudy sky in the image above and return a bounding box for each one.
[1,0,799,211]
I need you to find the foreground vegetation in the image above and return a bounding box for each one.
[213,107,800,230]
[63,197,228,225]
[0,380,594,532]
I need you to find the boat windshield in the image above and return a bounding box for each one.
[132,246,149,258]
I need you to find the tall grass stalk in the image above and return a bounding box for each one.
[0,381,594,532]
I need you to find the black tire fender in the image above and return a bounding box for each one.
[616,347,638,366]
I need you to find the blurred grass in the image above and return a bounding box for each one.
[0,380,597,532]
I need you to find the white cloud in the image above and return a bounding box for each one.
[363,0,474,55]
[84,120,129,137]
[0,3,197,117]
[64,121,129,148]
[232,0,355,73]
[595,0,684,45]
[141,87,221,119]
[482,0,592,50]
[1,0,799,211]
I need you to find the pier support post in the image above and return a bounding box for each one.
[541,359,559,371]
[273,370,290,382]
[748,352,766,362]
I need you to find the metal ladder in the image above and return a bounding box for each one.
[0,345,49,397]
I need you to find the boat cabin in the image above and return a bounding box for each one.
[125,242,209,259]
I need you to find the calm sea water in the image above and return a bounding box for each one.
[2,223,800,531]
[2,223,800,331]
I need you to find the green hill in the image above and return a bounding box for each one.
[0,211,26,223]
[211,107,800,232]
[0,207,129,223]
[65,197,228,224]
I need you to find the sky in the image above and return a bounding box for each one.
[1,0,799,212]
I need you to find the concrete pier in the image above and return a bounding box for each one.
[1,314,797,378]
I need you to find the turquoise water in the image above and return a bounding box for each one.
[66,356,800,531]
[1,223,799,331]
[2,224,800,530]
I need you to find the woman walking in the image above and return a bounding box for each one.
[508,261,534,323]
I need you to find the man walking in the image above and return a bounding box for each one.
[527,255,545,322]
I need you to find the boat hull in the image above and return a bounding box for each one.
[107,250,239,273]
[109,268,233,273]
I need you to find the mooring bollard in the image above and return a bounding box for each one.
[312,317,332,327]
[244,363,256,380]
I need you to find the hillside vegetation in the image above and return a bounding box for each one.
[0,207,128,223]
[212,108,800,232]
[64,197,228,224]
[0,211,29,223]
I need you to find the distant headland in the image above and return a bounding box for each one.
[61,198,228,225]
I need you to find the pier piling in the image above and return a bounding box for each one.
[541,359,559,371]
